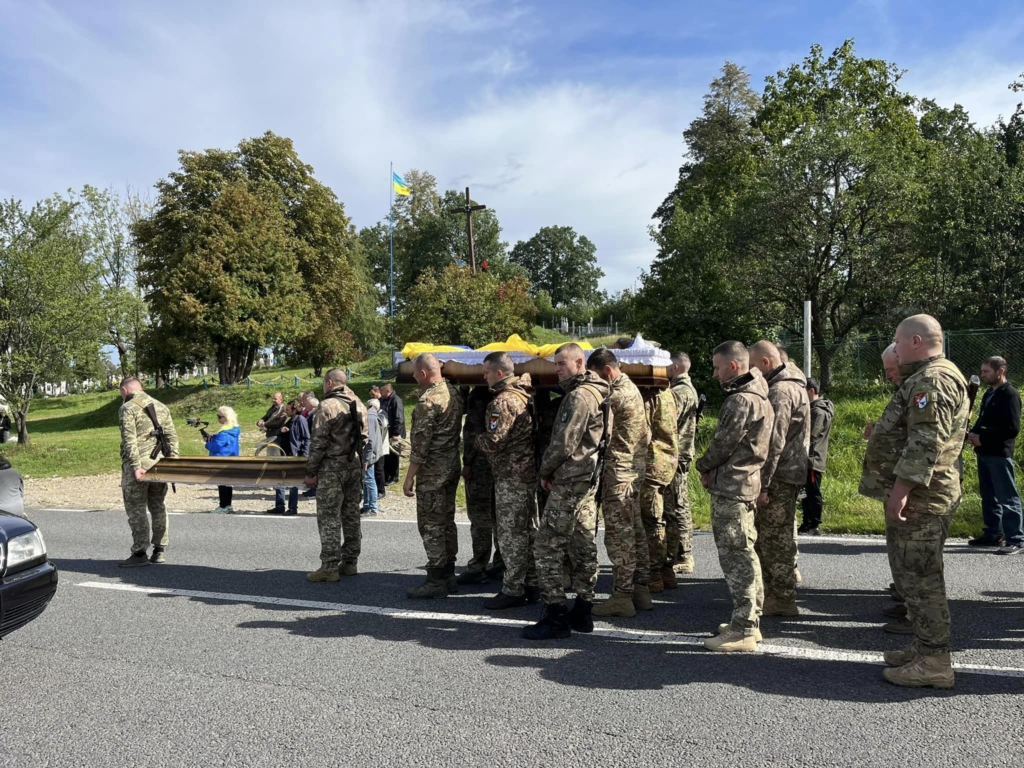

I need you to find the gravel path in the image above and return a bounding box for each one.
[24,474,458,521]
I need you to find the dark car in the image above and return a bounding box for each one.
[0,511,58,638]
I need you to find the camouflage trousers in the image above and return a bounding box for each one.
[887,510,953,656]
[121,465,168,554]
[710,494,763,635]
[494,477,538,597]
[755,481,799,604]
[417,472,460,568]
[664,461,693,563]
[535,480,599,605]
[601,475,649,593]
[316,467,363,572]
[465,459,500,572]
[640,477,670,572]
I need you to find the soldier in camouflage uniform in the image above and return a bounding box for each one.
[640,386,679,592]
[305,369,371,582]
[117,378,179,567]
[665,352,699,575]
[586,349,652,617]
[867,316,969,689]
[475,352,540,609]
[523,343,610,640]
[748,340,810,617]
[404,353,464,599]
[459,386,500,585]
[696,342,774,653]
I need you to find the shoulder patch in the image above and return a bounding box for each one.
[561,409,569,423]
[914,393,929,409]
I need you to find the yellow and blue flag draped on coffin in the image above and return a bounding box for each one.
[401,334,593,360]
[393,172,411,197]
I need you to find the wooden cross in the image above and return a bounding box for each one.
[448,187,487,274]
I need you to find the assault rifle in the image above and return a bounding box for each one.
[694,393,708,424]
[590,393,612,488]
[145,403,174,462]
[350,398,368,465]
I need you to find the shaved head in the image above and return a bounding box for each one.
[894,314,944,365]
[670,352,691,372]
[553,343,586,383]
[413,353,440,375]
[324,368,348,387]
[748,340,782,375]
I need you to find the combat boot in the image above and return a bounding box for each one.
[457,569,490,585]
[673,555,694,575]
[149,547,166,565]
[660,566,678,590]
[524,585,541,604]
[485,591,527,610]
[407,568,448,599]
[307,568,340,582]
[592,592,636,618]
[522,602,571,640]
[762,595,800,617]
[118,551,150,568]
[486,564,506,581]
[341,562,358,576]
[648,571,665,593]
[632,584,653,611]
[568,597,594,633]
[889,583,905,603]
[884,644,918,667]
[704,630,757,653]
[882,603,908,619]
[719,623,762,643]
[444,562,459,594]
[882,653,954,689]
[883,617,915,635]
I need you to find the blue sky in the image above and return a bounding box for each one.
[2,0,1022,292]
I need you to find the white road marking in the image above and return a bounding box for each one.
[76,581,1024,680]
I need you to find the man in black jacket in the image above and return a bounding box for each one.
[799,379,834,535]
[967,356,1023,554]
[380,382,406,485]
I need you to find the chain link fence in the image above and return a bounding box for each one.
[778,328,1024,390]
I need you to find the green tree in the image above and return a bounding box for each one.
[740,41,928,388]
[509,225,604,310]
[0,197,105,444]
[397,264,536,348]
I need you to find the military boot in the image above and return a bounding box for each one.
[882,603,908,619]
[444,562,459,594]
[407,568,448,599]
[457,569,490,585]
[719,623,762,643]
[524,585,541,604]
[485,591,527,610]
[307,568,340,583]
[592,591,636,618]
[704,630,757,653]
[567,598,594,633]
[648,571,665,593]
[341,562,358,576]
[660,566,678,590]
[889,583,905,603]
[883,617,915,635]
[884,644,918,667]
[522,603,571,640]
[632,584,653,611]
[673,555,694,575]
[149,547,166,565]
[118,551,150,568]
[762,595,800,617]
[882,653,954,689]
[486,564,506,581]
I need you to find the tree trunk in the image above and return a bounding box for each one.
[16,412,30,446]
[217,344,259,385]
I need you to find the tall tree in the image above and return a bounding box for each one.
[509,225,604,310]
[0,197,105,444]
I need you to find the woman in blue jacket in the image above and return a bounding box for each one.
[206,406,241,514]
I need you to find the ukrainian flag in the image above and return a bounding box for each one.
[393,172,411,197]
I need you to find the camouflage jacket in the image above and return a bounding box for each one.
[307,386,370,475]
[859,391,903,501]
[462,386,494,469]
[696,369,774,502]
[604,372,649,485]
[669,373,699,467]
[539,370,609,484]
[476,376,536,482]
[119,391,179,472]
[761,362,811,489]
[410,378,464,491]
[889,355,969,513]
[644,389,679,486]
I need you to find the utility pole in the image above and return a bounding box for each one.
[803,300,812,378]
[448,187,487,274]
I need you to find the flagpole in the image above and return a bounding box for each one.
[389,162,395,367]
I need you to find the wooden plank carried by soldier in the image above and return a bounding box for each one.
[141,456,308,486]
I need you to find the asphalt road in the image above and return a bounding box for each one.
[2,507,1023,767]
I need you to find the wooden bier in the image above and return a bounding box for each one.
[141,456,309,487]
[395,359,669,389]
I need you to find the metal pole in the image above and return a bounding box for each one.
[803,300,812,378]
[389,162,395,361]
